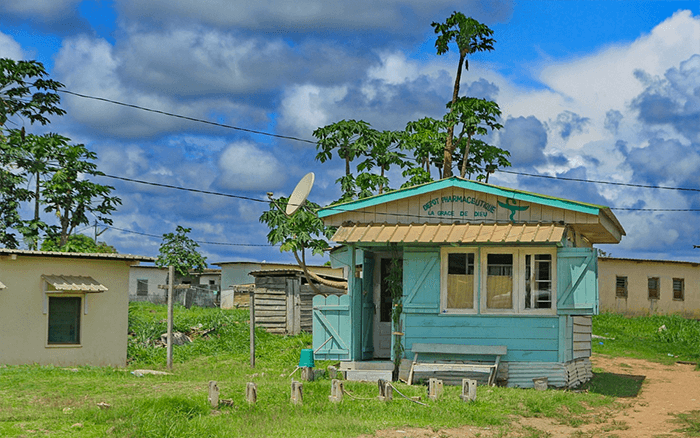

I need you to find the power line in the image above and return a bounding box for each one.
[499,169,700,193]
[58,89,317,145]
[61,90,700,211]
[101,172,700,215]
[105,225,277,247]
[100,173,268,204]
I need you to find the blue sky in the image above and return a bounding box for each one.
[1,0,699,265]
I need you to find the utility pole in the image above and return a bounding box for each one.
[94,221,107,244]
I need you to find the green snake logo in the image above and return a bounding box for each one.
[497,199,529,222]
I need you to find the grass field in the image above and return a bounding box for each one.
[1,304,699,437]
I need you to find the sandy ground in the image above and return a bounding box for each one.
[360,353,700,438]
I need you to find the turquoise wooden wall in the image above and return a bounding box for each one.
[316,244,596,363]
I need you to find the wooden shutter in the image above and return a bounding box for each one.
[557,247,598,315]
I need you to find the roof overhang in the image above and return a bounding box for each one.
[42,275,108,293]
[331,223,566,245]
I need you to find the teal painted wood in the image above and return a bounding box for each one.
[403,249,440,314]
[411,343,506,356]
[318,177,603,218]
[312,294,351,360]
[350,245,362,360]
[403,314,560,362]
[557,248,598,315]
[329,246,350,270]
[361,254,375,360]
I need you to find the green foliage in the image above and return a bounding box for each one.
[314,120,409,202]
[593,313,700,363]
[432,13,495,67]
[259,196,334,256]
[40,233,117,253]
[430,13,504,178]
[155,226,207,277]
[0,59,119,249]
[0,58,65,127]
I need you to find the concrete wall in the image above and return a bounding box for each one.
[0,253,136,367]
[599,258,700,317]
[129,265,168,303]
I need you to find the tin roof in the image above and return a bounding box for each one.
[0,248,154,262]
[42,275,108,293]
[331,223,566,244]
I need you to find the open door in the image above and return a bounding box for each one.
[373,256,397,359]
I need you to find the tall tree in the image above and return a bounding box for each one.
[259,196,345,291]
[39,136,121,246]
[155,226,207,278]
[0,59,65,248]
[431,13,496,177]
[444,97,507,178]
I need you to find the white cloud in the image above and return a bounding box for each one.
[118,0,513,33]
[215,141,286,191]
[0,32,23,60]
[278,84,348,136]
[53,34,260,138]
[0,0,80,18]
[538,10,699,116]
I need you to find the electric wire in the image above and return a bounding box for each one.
[65,90,700,216]
[104,225,278,247]
[58,90,316,145]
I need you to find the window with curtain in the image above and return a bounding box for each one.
[486,253,513,309]
[446,252,475,309]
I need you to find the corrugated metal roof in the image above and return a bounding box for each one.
[331,223,566,244]
[0,248,154,261]
[42,275,108,293]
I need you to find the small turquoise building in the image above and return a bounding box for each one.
[312,177,625,387]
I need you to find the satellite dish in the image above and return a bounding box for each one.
[286,172,315,215]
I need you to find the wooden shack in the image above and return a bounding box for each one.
[238,269,345,335]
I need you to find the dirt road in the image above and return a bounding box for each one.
[362,353,700,437]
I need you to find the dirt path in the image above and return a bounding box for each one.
[362,354,700,437]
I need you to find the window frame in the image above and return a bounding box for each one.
[520,250,557,314]
[673,278,684,301]
[648,277,660,300]
[477,247,557,315]
[615,276,628,298]
[440,247,478,314]
[136,278,149,296]
[46,294,83,347]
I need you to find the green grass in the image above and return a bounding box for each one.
[5,307,700,437]
[673,411,700,436]
[0,303,619,437]
[579,370,644,398]
[593,313,700,365]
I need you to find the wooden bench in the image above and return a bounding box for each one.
[407,343,507,386]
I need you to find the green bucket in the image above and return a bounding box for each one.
[299,349,315,368]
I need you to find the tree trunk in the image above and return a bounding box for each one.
[442,50,467,178]
[459,133,472,178]
[293,250,347,291]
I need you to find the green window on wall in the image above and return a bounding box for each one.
[48,296,81,344]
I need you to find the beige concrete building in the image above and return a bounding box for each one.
[599,257,700,318]
[0,249,154,367]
